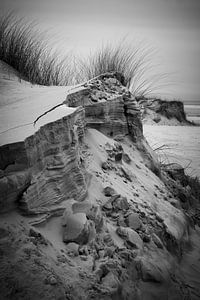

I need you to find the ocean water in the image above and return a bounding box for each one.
[184,104,200,124]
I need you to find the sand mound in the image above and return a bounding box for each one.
[1,71,200,299]
[0,60,75,145]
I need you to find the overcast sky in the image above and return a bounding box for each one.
[1,0,200,102]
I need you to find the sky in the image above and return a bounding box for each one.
[1,0,200,102]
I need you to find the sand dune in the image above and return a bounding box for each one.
[0,61,75,145]
[1,65,200,300]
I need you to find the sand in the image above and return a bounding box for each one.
[1,125,200,299]
[144,124,200,178]
[0,60,75,145]
[1,61,200,299]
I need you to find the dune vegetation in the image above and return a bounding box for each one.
[76,41,171,97]
[0,13,171,97]
[0,13,73,85]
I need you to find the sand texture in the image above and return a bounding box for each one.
[0,67,200,300]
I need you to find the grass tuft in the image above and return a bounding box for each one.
[0,14,173,95]
[0,12,73,85]
[76,40,171,97]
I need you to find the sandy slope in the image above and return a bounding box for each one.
[1,62,200,299]
[1,127,199,299]
[178,227,200,300]
[0,60,75,145]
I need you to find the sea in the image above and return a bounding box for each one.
[184,100,200,124]
[144,101,200,178]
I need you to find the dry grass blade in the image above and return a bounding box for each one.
[0,12,73,85]
[76,40,172,97]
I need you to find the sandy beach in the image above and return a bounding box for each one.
[144,125,200,178]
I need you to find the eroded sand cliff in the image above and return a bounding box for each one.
[137,97,194,126]
[0,71,200,300]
